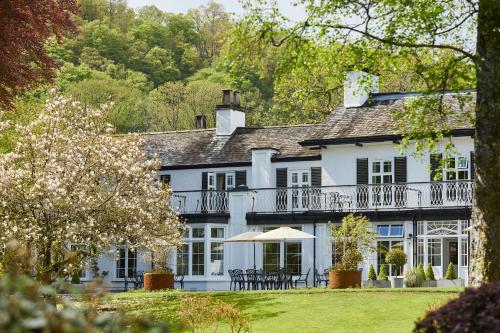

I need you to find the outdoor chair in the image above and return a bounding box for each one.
[294,269,310,288]
[315,269,329,287]
[246,269,260,290]
[174,274,184,289]
[263,271,278,290]
[233,269,246,290]
[133,271,144,289]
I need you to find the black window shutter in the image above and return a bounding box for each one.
[276,168,288,187]
[356,158,369,208]
[470,151,475,179]
[356,158,369,184]
[311,167,322,186]
[235,170,247,188]
[201,172,208,190]
[394,157,407,183]
[430,154,442,181]
[275,168,287,211]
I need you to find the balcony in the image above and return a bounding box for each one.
[171,190,229,214]
[247,181,473,214]
[171,181,473,215]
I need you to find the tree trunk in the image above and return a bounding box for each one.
[470,0,500,285]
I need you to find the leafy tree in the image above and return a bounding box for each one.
[77,0,108,22]
[0,0,77,107]
[244,0,499,285]
[54,62,92,90]
[79,46,114,71]
[66,73,150,133]
[188,1,233,65]
[148,80,224,131]
[0,92,184,282]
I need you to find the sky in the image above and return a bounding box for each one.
[127,0,306,21]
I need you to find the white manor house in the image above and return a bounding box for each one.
[92,72,475,290]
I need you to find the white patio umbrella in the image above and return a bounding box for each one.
[253,227,315,273]
[224,231,263,270]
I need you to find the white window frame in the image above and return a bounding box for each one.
[114,247,137,280]
[289,169,311,210]
[444,156,469,181]
[177,224,227,279]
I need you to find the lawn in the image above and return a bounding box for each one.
[102,288,461,332]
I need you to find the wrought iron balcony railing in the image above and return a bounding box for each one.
[171,190,229,214]
[170,181,473,215]
[247,181,473,214]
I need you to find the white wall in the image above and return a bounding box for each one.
[322,137,474,186]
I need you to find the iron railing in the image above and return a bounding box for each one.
[171,181,473,215]
[171,190,229,214]
[247,181,473,214]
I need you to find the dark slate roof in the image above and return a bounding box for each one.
[301,91,475,146]
[141,124,321,169]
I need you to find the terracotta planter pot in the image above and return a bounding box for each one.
[144,273,174,291]
[328,270,361,289]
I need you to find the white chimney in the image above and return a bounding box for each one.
[215,90,245,136]
[344,71,379,108]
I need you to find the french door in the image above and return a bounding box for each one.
[290,170,311,210]
[371,161,393,207]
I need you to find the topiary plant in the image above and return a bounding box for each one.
[368,264,377,280]
[378,265,388,281]
[415,282,500,332]
[417,262,425,279]
[425,264,435,281]
[385,249,407,276]
[405,267,424,287]
[444,263,457,280]
[71,271,81,284]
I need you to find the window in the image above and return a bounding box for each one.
[286,242,302,274]
[417,239,424,265]
[445,157,469,181]
[290,170,311,209]
[159,174,171,184]
[192,242,205,275]
[263,243,280,272]
[371,160,393,206]
[210,242,224,276]
[192,227,205,238]
[176,244,189,275]
[428,239,442,266]
[211,227,224,238]
[460,238,468,267]
[377,240,404,276]
[116,248,136,279]
[178,225,226,277]
[377,224,404,237]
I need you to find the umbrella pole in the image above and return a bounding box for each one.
[253,242,256,270]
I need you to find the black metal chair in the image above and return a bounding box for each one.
[246,269,260,290]
[294,269,310,288]
[233,269,246,290]
[228,269,235,290]
[133,271,144,289]
[318,269,330,287]
[174,274,184,289]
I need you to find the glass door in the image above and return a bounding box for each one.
[371,161,393,207]
[290,170,311,210]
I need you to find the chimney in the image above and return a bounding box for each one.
[215,90,245,136]
[344,71,379,108]
[194,115,207,129]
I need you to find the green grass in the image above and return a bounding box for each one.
[103,288,462,333]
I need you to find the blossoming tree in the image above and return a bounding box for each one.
[0,92,184,282]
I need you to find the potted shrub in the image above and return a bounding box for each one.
[144,267,174,291]
[329,214,376,289]
[385,248,407,288]
[364,264,390,288]
[423,263,437,287]
[143,250,175,291]
[437,263,464,287]
[376,264,391,287]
